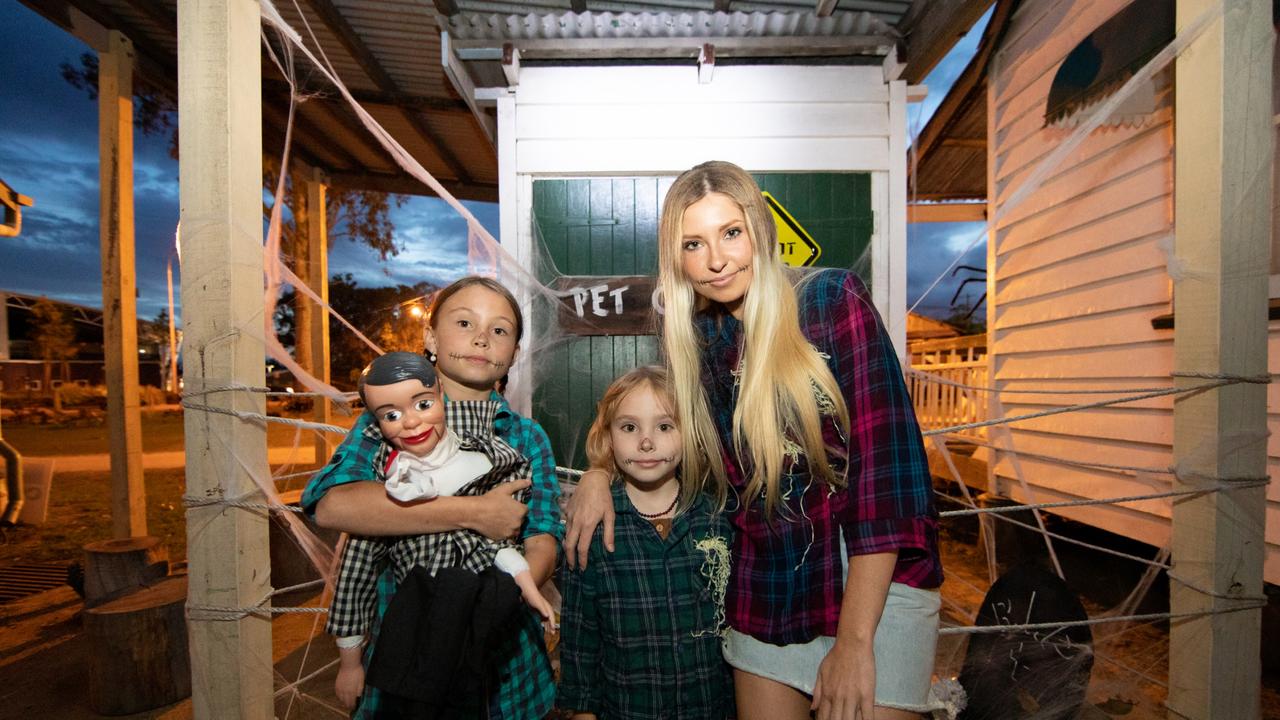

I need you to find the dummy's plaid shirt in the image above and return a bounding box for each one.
[557,484,734,720]
[303,391,561,720]
[326,400,529,639]
[695,269,942,647]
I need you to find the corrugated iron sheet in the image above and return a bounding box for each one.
[448,0,912,25]
[447,9,898,41]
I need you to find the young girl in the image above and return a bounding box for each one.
[565,162,942,720]
[557,366,734,720]
[327,352,553,712]
[303,277,561,720]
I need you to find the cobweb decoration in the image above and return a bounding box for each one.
[193,0,1252,716]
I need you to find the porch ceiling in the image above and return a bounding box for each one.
[909,0,1014,202]
[22,0,981,201]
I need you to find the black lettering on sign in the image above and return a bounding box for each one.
[553,275,659,336]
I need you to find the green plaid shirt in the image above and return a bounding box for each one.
[303,392,562,720]
[557,484,735,720]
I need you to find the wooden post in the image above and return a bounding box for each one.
[1169,1,1272,718]
[167,261,179,394]
[177,0,272,717]
[98,30,147,539]
[305,169,332,464]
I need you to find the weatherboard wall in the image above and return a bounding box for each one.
[985,0,1280,582]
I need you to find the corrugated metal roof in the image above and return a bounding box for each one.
[448,1,913,26]
[447,9,897,41]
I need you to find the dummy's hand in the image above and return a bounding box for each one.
[812,639,876,720]
[468,479,531,541]
[335,656,366,711]
[563,469,615,569]
[512,569,554,622]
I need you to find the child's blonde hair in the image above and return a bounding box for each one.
[585,366,690,510]
[657,161,851,517]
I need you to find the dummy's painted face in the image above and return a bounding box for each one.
[425,285,520,394]
[609,384,682,487]
[364,379,446,457]
[679,191,755,319]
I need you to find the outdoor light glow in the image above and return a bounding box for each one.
[408,305,424,319]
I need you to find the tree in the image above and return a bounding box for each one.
[62,54,408,384]
[28,298,79,391]
[276,274,438,389]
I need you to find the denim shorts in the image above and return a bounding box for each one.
[721,532,944,714]
[721,583,942,712]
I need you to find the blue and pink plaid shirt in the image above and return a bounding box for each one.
[696,269,942,646]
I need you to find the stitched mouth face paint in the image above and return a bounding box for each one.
[448,353,509,369]
[623,457,677,465]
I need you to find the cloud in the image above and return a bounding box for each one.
[907,221,987,317]
[320,195,498,290]
[907,6,995,138]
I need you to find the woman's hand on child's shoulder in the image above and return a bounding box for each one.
[563,468,615,569]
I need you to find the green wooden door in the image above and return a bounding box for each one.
[532,173,871,470]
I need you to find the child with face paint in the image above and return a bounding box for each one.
[557,366,734,720]
[304,277,562,720]
[329,352,553,711]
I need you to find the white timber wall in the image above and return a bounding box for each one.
[986,0,1280,583]
[498,63,907,354]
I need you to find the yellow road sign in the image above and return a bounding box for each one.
[762,192,821,267]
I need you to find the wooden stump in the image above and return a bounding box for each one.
[84,575,191,715]
[269,489,339,605]
[82,536,169,606]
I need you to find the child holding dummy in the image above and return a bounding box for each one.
[328,351,552,711]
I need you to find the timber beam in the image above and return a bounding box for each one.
[300,0,473,184]
[897,0,993,84]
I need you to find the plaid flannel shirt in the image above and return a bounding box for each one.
[557,484,735,720]
[696,268,942,646]
[304,392,561,720]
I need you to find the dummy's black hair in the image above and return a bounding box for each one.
[357,352,438,406]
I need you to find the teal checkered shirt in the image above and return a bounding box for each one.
[557,483,735,720]
[303,392,561,720]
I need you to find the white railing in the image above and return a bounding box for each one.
[906,335,988,440]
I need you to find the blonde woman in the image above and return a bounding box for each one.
[564,161,943,720]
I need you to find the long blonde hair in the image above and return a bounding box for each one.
[658,161,851,517]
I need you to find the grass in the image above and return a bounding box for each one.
[0,468,189,566]
[0,406,358,456]
[0,404,360,568]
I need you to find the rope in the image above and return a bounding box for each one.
[937,479,1268,518]
[180,399,350,435]
[947,501,1174,570]
[908,368,1180,395]
[274,468,323,481]
[937,601,1265,636]
[186,601,328,621]
[906,369,1270,395]
[273,658,341,700]
[928,434,1177,476]
[1167,571,1269,603]
[183,494,304,514]
[273,579,326,596]
[921,380,1237,437]
[1171,371,1270,383]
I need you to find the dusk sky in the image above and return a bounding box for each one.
[0,0,987,323]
